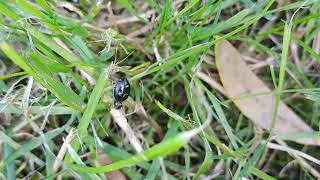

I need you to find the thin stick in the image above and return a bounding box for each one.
[196,71,226,95]
[53,128,77,173]
[272,139,320,177]
[267,142,320,165]
[110,108,143,153]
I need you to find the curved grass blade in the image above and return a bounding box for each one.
[0,41,85,111]
[2,125,68,166]
[65,68,110,162]
[68,130,198,173]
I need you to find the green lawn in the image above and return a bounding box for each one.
[0,0,320,179]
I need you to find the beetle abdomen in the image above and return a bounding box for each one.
[113,78,130,109]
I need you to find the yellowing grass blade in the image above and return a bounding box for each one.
[215,40,320,146]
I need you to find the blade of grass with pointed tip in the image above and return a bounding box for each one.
[65,68,109,162]
[65,36,97,64]
[271,22,292,133]
[35,0,54,16]
[132,0,276,82]
[0,131,44,166]
[145,120,179,180]
[248,166,276,180]
[0,41,84,111]
[117,0,147,23]
[4,129,16,180]
[0,72,27,80]
[16,0,54,23]
[29,53,85,110]
[68,130,198,173]
[183,77,214,178]
[165,0,199,27]
[203,86,239,150]
[2,125,68,166]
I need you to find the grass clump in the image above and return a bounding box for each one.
[0,0,320,179]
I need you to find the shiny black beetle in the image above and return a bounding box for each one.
[113,78,130,109]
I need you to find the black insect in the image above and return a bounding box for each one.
[113,78,130,109]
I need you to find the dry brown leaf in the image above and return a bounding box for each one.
[215,40,320,146]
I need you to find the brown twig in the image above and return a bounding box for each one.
[110,108,143,153]
[53,128,77,173]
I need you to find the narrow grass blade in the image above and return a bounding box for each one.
[145,119,180,179]
[16,0,54,23]
[68,130,198,173]
[0,72,27,80]
[0,41,85,111]
[0,131,44,167]
[2,125,67,166]
[204,87,239,149]
[4,130,16,180]
[0,1,21,21]
[271,22,292,131]
[29,53,85,110]
[25,27,83,65]
[248,166,276,180]
[35,0,54,16]
[65,36,97,64]
[155,99,193,128]
[192,8,252,41]
[117,0,147,23]
[66,68,110,162]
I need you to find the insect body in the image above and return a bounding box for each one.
[113,78,130,109]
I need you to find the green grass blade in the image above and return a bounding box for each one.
[35,0,54,16]
[77,68,109,137]
[65,36,97,64]
[145,119,180,179]
[271,22,292,131]
[165,0,199,27]
[248,166,276,180]
[68,130,198,173]
[4,130,16,180]
[16,0,53,23]
[29,53,85,111]
[192,8,252,41]
[2,125,67,166]
[0,72,27,80]
[0,131,44,167]
[0,42,83,110]
[292,36,320,64]
[204,87,239,150]
[117,0,147,23]
[66,68,109,162]
[0,1,21,21]
[26,27,82,64]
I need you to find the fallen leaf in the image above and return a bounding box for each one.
[215,40,320,146]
